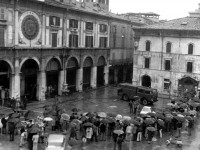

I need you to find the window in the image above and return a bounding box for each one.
[145,41,151,51]
[99,24,107,33]
[138,89,145,94]
[144,58,150,69]
[0,8,5,20]
[99,37,107,48]
[69,34,78,47]
[69,19,78,28]
[52,33,57,47]
[166,42,171,53]
[164,79,171,89]
[85,36,93,48]
[188,44,193,55]
[86,22,93,31]
[0,28,5,46]
[165,60,171,70]
[49,16,60,26]
[187,62,193,73]
[111,25,116,33]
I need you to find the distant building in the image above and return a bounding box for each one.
[132,4,200,96]
[0,0,150,101]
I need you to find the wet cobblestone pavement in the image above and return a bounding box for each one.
[1,86,200,150]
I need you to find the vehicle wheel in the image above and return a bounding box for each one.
[142,98,148,105]
[122,94,129,101]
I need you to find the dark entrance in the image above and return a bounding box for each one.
[0,61,11,89]
[109,67,114,84]
[118,68,123,83]
[0,60,11,101]
[126,66,132,83]
[142,75,151,87]
[67,57,78,93]
[46,58,60,98]
[178,76,198,97]
[97,56,106,87]
[83,57,93,90]
[21,59,39,100]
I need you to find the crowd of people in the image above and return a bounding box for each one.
[0,95,200,150]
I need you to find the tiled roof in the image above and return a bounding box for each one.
[133,17,200,31]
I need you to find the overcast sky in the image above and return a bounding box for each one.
[109,0,200,20]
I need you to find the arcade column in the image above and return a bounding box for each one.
[14,58,20,99]
[91,66,97,89]
[58,69,64,96]
[38,70,46,101]
[76,67,83,92]
[104,65,109,85]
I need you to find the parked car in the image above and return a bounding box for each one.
[117,83,158,105]
[45,134,68,150]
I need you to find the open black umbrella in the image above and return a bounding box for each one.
[81,116,88,122]
[71,108,80,112]
[156,114,165,120]
[10,113,20,118]
[8,117,19,124]
[157,119,165,127]
[144,118,155,125]
[147,127,156,132]
[107,112,116,118]
[28,124,41,133]
[83,122,93,127]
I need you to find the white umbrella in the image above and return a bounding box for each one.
[44,117,53,122]
[123,116,131,121]
[115,114,123,120]
[98,112,107,118]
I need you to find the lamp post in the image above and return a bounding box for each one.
[132,37,139,85]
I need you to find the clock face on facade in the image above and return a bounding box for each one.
[21,15,39,40]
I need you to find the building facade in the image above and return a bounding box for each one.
[132,4,200,96]
[0,0,111,101]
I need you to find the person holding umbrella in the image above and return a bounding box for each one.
[147,126,156,144]
[176,121,183,137]
[113,130,125,150]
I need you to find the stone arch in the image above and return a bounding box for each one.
[66,56,79,68]
[45,56,62,70]
[20,57,40,71]
[97,56,107,66]
[81,55,94,67]
[0,59,14,74]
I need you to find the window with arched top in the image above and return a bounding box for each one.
[166,42,171,53]
[188,43,193,55]
[145,41,151,51]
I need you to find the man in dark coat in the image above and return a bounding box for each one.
[8,122,15,141]
[1,116,7,134]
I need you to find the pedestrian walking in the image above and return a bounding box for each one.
[86,127,93,143]
[129,100,133,114]
[19,127,26,147]
[117,134,124,150]
[176,121,182,137]
[8,122,15,141]
[1,115,7,134]
[100,123,106,141]
[136,124,143,142]
[32,133,39,150]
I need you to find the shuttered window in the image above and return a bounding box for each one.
[187,62,193,73]
[0,28,4,46]
[69,19,78,29]
[99,37,107,48]
[144,58,150,69]
[69,34,78,47]
[165,60,171,70]
[85,36,93,48]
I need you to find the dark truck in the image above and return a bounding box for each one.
[117,83,158,105]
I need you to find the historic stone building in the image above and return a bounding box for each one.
[0,0,111,101]
[132,4,200,96]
